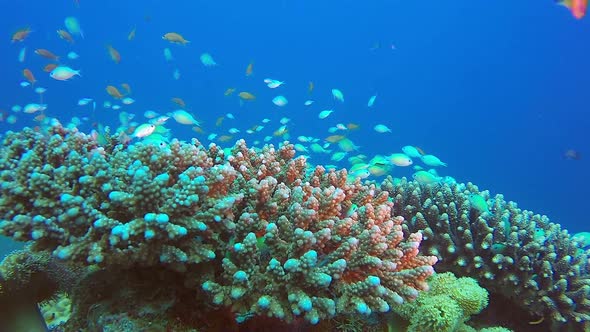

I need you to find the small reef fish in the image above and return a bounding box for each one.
[373,124,391,133]
[78,98,93,106]
[325,135,345,143]
[368,164,389,177]
[349,168,370,180]
[164,48,173,62]
[304,100,314,106]
[238,92,256,101]
[272,96,288,106]
[23,103,47,114]
[18,47,26,63]
[308,81,314,94]
[106,85,124,99]
[310,143,330,154]
[402,145,424,158]
[67,51,79,60]
[564,149,581,160]
[469,194,491,214]
[143,110,159,119]
[35,49,60,61]
[224,88,236,96]
[367,95,377,107]
[12,27,32,42]
[151,115,170,126]
[331,151,347,162]
[162,32,189,44]
[200,53,218,67]
[43,64,58,73]
[171,97,186,108]
[413,170,441,184]
[245,62,254,76]
[122,97,135,105]
[107,45,121,64]
[332,89,344,103]
[421,154,447,167]
[337,138,359,152]
[132,124,156,138]
[128,26,137,41]
[318,109,333,119]
[50,66,80,81]
[23,68,36,85]
[347,123,360,130]
[170,109,200,126]
[389,153,413,167]
[557,0,587,19]
[57,29,74,43]
[121,83,132,94]
[264,79,285,89]
[64,17,84,38]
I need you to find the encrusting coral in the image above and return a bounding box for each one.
[0,123,437,329]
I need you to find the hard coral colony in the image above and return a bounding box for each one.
[0,124,438,331]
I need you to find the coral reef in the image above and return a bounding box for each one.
[382,177,590,331]
[0,249,78,332]
[0,124,437,329]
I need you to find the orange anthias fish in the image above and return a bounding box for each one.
[34,48,60,61]
[346,123,360,130]
[12,27,32,42]
[162,32,189,45]
[23,68,36,85]
[107,45,121,64]
[171,97,186,108]
[245,62,254,76]
[43,63,59,73]
[218,135,233,142]
[57,29,74,43]
[238,91,256,101]
[106,85,124,99]
[558,0,587,18]
[325,135,345,143]
[121,83,131,94]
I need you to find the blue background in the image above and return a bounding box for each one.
[1,0,589,257]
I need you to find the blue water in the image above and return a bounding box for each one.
[1,0,589,257]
